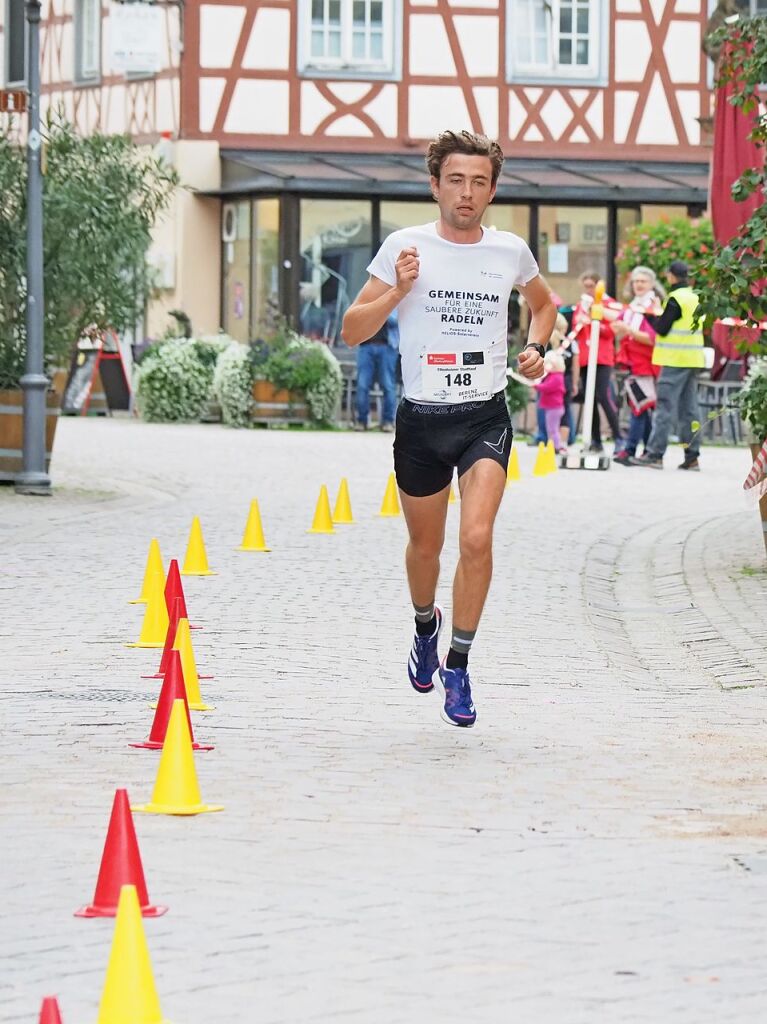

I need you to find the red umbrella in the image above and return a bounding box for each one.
[710,43,764,369]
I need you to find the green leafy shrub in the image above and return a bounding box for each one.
[254,329,343,425]
[616,218,714,281]
[735,358,767,442]
[213,342,253,427]
[134,339,215,422]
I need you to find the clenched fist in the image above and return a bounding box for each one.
[394,247,419,297]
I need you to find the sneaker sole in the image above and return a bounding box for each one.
[433,669,476,728]
[408,605,443,694]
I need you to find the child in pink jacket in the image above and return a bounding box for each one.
[534,351,567,453]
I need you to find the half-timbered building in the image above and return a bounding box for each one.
[0,0,751,345]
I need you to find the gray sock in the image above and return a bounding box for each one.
[413,602,435,624]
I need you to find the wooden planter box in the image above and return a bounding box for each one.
[0,389,60,483]
[251,378,309,426]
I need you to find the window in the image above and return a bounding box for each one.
[508,0,604,83]
[5,0,27,86]
[300,0,397,76]
[75,0,101,83]
[538,205,608,302]
[752,0,767,14]
[299,199,372,345]
[222,201,252,344]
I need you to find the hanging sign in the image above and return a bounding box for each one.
[109,3,165,74]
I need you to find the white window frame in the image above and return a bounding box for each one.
[298,0,401,80]
[75,0,102,84]
[5,0,27,87]
[507,0,607,87]
[751,0,767,15]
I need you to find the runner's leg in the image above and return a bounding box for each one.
[453,458,506,635]
[400,485,450,610]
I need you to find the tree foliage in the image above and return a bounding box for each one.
[616,218,714,281]
[0,116,177,389]
[696,16,767,351]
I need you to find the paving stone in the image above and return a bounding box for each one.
[1,419,766,1023]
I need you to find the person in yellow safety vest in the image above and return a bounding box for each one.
[631,260,704,471]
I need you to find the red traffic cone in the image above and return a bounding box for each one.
[74,789,167,918]
[165,557,201,630]
[39,997,63,1024]
[141,595,183,681]
[131,650,213,752]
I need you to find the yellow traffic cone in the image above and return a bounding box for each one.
[181,516,216,576]
[532,441,547,477]
[127,572,169,649]
[307,485,336,534]
[332,478,355,524]
[133,700,223,816]
[237,499,270,552]
[96,884,171,1024]
[129,538,163,605]
[448,481,457,504]
[506,446,521,484]
[172,618,213,711]
[379,472,401,517]
[545,440,558,474]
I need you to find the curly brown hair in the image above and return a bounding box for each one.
[425,130,504,185]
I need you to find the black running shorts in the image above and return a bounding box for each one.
[393,391,513,497]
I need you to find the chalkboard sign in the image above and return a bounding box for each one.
[61,348,131,415]
[61,350,99,415]
[99,355,130,411]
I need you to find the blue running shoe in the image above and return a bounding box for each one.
[436,659,476,727]
[407,605,443,693]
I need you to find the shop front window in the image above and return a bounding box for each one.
[222,201,251,344]
[538,205,608,306]
[252,198,280,337]
[299,199,372,346]
[380,200,437,238]
[616,206,640,298]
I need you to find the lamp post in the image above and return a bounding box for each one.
[15,0,51,496]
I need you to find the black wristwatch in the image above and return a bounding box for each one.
[524,343,546,359]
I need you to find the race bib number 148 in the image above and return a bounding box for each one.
[422,350,493,404]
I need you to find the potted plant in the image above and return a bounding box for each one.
[0,117,176,480]
[250,326,343,426]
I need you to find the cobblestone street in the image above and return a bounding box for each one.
[2,417,767,1023]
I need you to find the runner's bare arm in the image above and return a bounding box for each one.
[341,248,419,347]
[517,275,557,380]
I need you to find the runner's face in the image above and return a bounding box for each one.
[431,154,496,230]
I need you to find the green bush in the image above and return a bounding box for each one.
[134,338,215,422]
[735,358,767,442]
[616,218,714,281]
[254,329,343,425]
[213,342,252,427]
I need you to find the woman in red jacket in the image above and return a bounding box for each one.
[610,266,661,465]
[570,271,623,451]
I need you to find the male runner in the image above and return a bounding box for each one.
[342,130,556,727]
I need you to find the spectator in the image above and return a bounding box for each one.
[633,260,705,470]
[533,351,567,453]
[354,310,399,432]
[552,313,579,445]
[571,270,623,452]
[528,313,568,445]
[611,266,661,465]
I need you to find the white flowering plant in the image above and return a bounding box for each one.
[213,341,253,427]
[135,337,218,422]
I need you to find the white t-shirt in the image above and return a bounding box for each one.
[367,222,539,403]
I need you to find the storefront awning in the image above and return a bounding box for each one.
[209,150,709,206]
